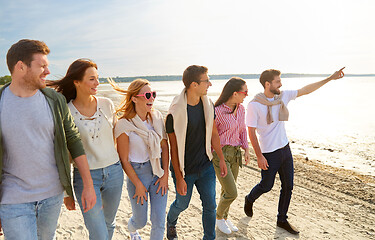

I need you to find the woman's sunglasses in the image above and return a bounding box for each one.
[237,90,248,96]
[136,91,157,100]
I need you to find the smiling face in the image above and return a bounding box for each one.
[267,76,282,95]
[132,84,155,114]
[23,53,50,90]
[74,67,99,96]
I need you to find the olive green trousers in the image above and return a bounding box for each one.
[212,145,242,219]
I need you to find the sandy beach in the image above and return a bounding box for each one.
[31,149,375,240]
[0,140,373,240]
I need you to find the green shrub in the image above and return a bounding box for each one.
[0,75,12,85]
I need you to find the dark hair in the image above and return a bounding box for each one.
[182,65,208,88]
[215,77,246,109]
[6,39,50,74]
[259,69,281,88]
[48,59,97,102]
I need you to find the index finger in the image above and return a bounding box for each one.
[156,184,161,194]
[156,186,160,194]
[339,67,345,71]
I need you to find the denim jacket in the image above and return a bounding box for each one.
[0,83,85,197]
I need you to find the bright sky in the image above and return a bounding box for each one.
[0,0,374,78]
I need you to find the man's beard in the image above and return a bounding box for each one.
[24,72,46,90]
[270,87,280,95]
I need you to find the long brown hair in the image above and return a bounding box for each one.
[47,59,97,102]
[108,78,152,120]
[215,77,246,109]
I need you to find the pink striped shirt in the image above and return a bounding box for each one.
[214,103,249,149]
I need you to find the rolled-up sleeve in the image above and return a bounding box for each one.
[246,102,258,128]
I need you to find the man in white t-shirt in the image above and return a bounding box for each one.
[244,67,345,234]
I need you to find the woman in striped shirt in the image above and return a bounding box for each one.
[213,77,251,235]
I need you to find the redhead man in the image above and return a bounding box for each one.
[0,39,96,240]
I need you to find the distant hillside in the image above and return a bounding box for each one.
[100,73,375,83]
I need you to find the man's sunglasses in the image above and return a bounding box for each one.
[136,91,157,100]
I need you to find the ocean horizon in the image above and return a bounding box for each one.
[98,73,375,83]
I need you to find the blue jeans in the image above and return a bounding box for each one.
[73,161,124,240]
[0,193,63,240]
[127,161,168,240]
[246,143,294,222]
[167,164,216,240]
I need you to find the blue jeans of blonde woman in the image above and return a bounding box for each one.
[127,160,168,240]
[212,145,241,220]
[73,161,124,240]
[0,192,63,240]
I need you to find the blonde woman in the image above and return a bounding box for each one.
[49,59,123,240]
[110,78,169,240]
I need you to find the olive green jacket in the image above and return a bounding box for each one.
[0,83,85,197]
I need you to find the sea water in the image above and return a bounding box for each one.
[98,76,375,176]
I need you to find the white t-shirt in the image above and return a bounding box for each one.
[68,97,119,170]
[116,119,155,163]
[246,90,298,153]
